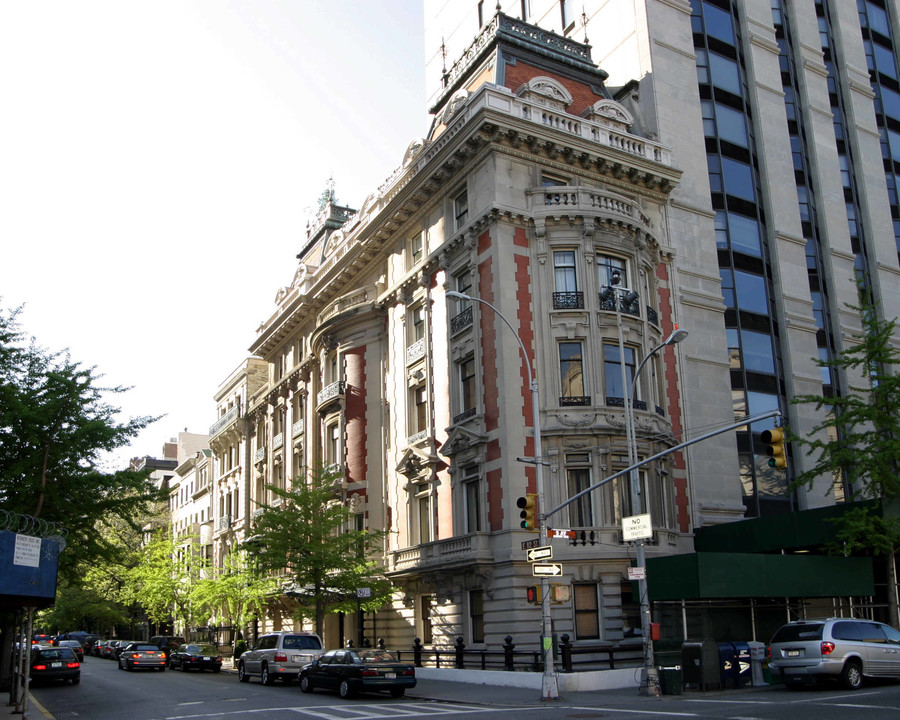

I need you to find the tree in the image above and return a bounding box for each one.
[790,289,900,625]
[247,465,394,640]
[191,545,277,644]
[0,304,163,690]
[0,304,164,577]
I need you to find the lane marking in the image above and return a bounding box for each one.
[567,705,699,717]
[166,702,543,720]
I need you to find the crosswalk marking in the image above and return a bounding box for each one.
[165,701,538,720]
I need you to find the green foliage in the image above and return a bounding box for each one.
[0,304,163,580]
[37,576,127,633]
[789,290,900,502]
[233,639,248,659]
[190,545,277,637]
[822,507,900,557]
[247,465,394,638]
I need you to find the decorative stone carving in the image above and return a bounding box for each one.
[581,99,634,130]
[515,76,573,110]
[556,412,599,428]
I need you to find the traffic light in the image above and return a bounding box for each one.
[550,584,571,604]
[517,493,539,531]
[526,585,542,604]
[761,427,787,469]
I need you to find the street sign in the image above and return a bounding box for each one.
[548,528,576,539]
[356,587,371,598]
[627,567,646,580]
[527,545,553,562]
[521,538,541,550]
[532,563,563,577]
[622,514,653,541]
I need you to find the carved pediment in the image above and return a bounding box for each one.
[515,76,573,111]
[440,424,488,459]
[581,99,634,130]
[396,446,439,478]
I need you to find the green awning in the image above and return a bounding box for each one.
[647,552,874,601]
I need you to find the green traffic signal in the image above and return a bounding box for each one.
[761,427,787,469]
[516,493,539,531]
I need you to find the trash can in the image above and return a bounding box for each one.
[718,642,738,689]
[682,640,720,690]
[657,664,683,695]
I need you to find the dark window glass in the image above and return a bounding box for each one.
[702,2,735,45]
[709,52,741,94]
[716,104,749,147]
[722,157,756,201]
[734,270,768,314]
[560,342,586,398]
[740,330,775,373]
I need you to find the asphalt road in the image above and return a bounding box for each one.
[27,654,900,720]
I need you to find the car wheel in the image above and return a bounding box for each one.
[389,688,405,698]
[159,666,166,672]
[181,661,189,672]
[300,675,313,693]
[841,661,863,690]
[71,677,80,685]
[238,662,250,683]
[339,679,356,698]
[127,661,134,671]
[261,664,274,686]
[213,666,221,673]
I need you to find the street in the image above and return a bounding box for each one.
[26,656,900,720]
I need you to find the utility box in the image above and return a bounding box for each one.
[718,642,738,688]
[733,642,751,687]
[682,640,721,691]
[655,650,682,695]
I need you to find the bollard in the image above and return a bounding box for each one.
[503,635,515,671]
[413,637,423,667]
[454,636,466,669]
[560,633,573,672]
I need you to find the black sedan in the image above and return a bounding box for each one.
[30,646,81,685]
[168,643,223,672]
[299,648,416,698]
[56,640,85,662]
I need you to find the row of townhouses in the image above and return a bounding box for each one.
[145,1,900,654]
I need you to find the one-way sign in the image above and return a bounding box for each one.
[532,563,563,577]
[526,546,552,562]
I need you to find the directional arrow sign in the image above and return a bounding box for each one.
[526,545,553,562]
[532,563,563,577]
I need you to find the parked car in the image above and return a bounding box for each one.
[30,646,81,685]
[117,643,168,671]
[169,643,223,672]
[237,631,324,685]
[769,617,900,689]
[299,648,416,698]
[147,635,186,655]
[55,640,84,662]
[111,640,140,661]
[31,633,51,645]
[91,640,108,657]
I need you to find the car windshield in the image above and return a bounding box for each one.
[185,645,217,654]
[771,623,824,643]
[283,635,322,650]
[36,649,76,661]
[355,650,399,663]
[133,645,159,651]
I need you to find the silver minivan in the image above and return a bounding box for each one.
[237,631,324,685]
[769,617,900,689]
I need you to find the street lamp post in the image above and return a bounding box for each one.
[602,272,688,696]
[446,291,559,701]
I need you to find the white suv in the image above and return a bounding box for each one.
[769,617,900,689]
[237,631,324,685]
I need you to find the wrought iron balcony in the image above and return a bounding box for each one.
[647,306,659,326]
[552,291,584,310]
[598,289,641,317]
[559,395,591,406]
[452,407,477,424]
[450,307,473,334]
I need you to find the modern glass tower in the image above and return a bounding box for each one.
[426,0,899,521]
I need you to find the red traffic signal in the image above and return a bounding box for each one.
[526,585,542,604]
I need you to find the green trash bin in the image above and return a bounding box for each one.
[657,664,683,695]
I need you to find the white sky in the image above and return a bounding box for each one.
[0,1,427,469]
